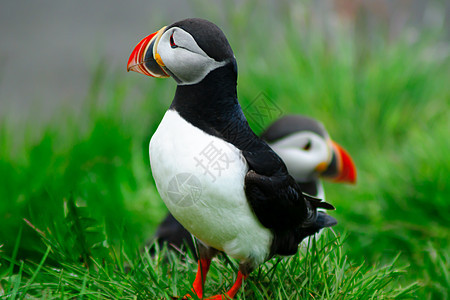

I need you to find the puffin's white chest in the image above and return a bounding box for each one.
[149,110,271,263]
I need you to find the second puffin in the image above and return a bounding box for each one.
[128,18,339,299]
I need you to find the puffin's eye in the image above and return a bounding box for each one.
[302,140,312,151]
[170,33,177,48]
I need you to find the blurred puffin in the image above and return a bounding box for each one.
[153,114,356,258]
[128,18,354,299]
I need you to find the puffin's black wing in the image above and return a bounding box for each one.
[242,147,335,256]
[242,148,309,230]
[244,170,306,230]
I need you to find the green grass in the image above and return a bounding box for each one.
[1,1,449,299]
[1,230,418,299]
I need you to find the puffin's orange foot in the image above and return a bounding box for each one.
[180,294,227,300]
[181,286,206,299]
[203,271,246,300]
[181,258,212,299]
[181,289,201,299]
[205,295,233,300]
[204,295,229,300]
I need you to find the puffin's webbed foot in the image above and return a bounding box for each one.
[182,242,219,299]
[204,270,247,300]
[182,258,212,299]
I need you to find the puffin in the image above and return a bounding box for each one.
[153,114,356,258]
[127,18,350,299]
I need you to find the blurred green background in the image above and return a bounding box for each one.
[1,0,449,298]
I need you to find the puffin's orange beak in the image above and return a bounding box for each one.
[322,141,357,184]
[127,26,170,78]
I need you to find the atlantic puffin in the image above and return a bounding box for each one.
[128,18,345,299]
[153,115,357,257]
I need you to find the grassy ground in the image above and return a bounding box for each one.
[1,2,449,299]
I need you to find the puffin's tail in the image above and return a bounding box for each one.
[270,194,337,256]
[302,191,338,229]
[302,192,336,210]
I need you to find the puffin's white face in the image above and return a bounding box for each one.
[269,131,331,181]
[156,27,226,85]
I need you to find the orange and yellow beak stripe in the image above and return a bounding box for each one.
[127,26,169,78]
[330,141,357,184]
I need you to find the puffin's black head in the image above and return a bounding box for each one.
[127,18,235,85]
[261,115,357,183]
